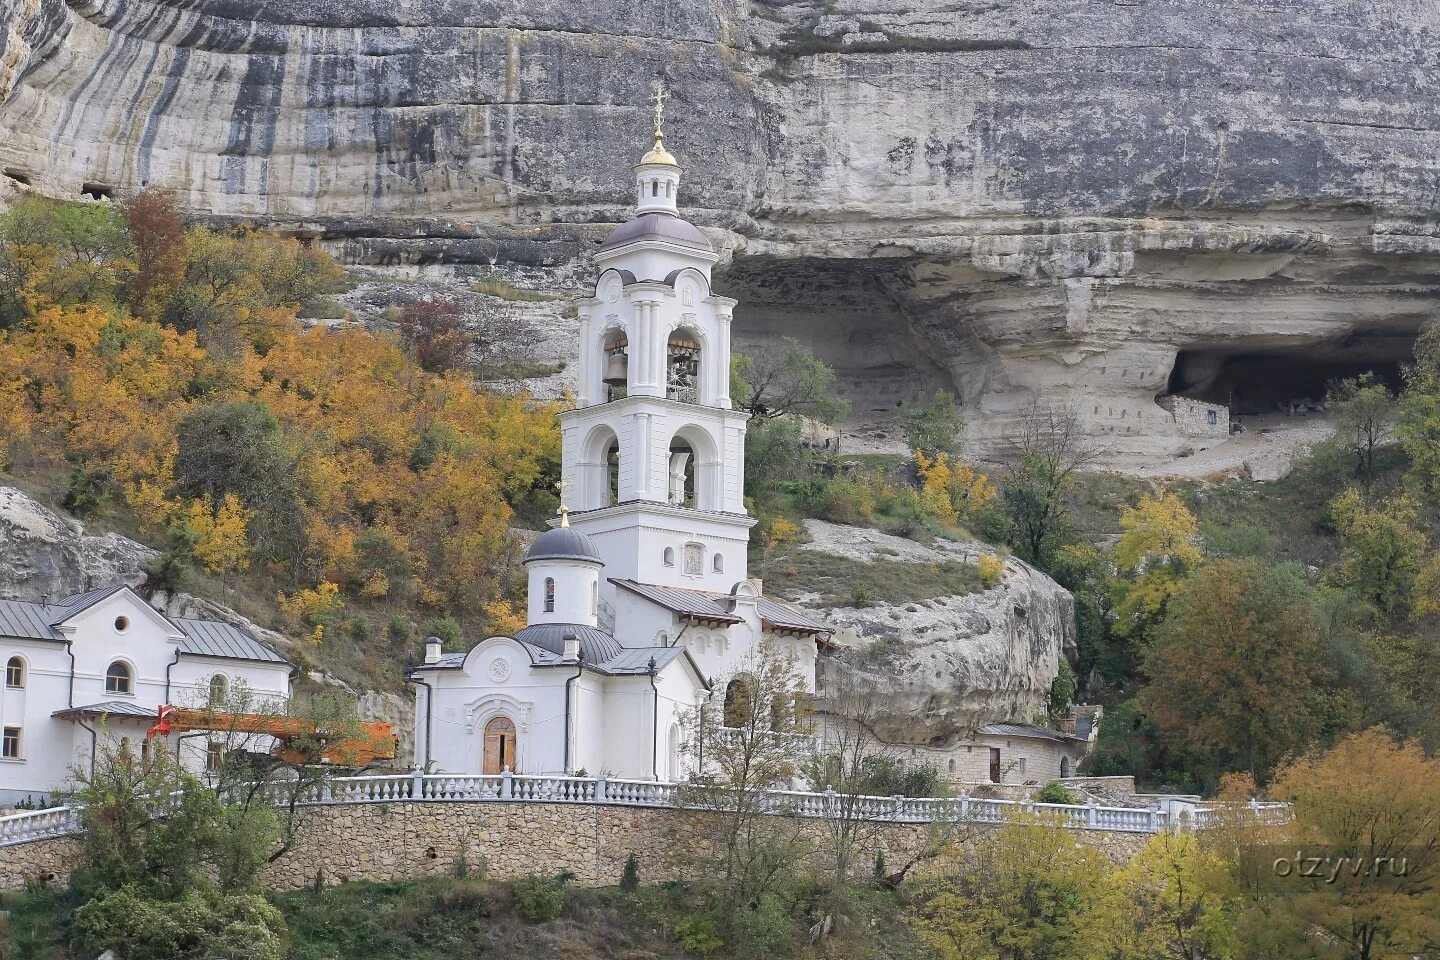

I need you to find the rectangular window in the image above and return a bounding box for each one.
[206,741,223,772]
[2,726,20,759]
[1018,757,1027,775]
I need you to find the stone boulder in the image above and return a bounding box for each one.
[791,521,1075,745]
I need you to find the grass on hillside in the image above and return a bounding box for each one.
[760,547,983,608]
[2,877,929,960]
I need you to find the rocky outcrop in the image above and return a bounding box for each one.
[5,1,1439,463]
[0,485,412,763]
[793,521,1073,746]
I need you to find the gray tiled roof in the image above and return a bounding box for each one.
[53,700,157,719]
[0,587,286,666]
[593,646,689,675]
[514,623,623,663]
[610,578,829,635]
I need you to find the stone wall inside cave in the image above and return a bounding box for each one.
[5,0,1440,463]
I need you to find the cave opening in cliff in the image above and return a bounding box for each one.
[1165,331,1415,416]
[715,255,957,426]
[2,168,30,186]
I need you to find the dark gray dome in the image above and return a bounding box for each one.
[514,623,622,663]
[525,527,603,564]
[598,213,713,254]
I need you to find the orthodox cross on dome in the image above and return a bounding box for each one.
[652,78,668,142]
[555,479,573,527]
[640,78,678,167]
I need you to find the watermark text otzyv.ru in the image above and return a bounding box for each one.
[1271,851,1409,884]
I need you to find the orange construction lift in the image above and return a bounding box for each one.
[147,704,398,766]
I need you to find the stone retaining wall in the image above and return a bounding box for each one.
[0,801,1151,892]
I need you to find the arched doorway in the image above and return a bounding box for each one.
[483,716,517,774]
[723,674,756,728]
[1060,756,1072,778]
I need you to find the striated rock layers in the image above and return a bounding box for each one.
[794,521,1074,744]
[5,1,1440,462]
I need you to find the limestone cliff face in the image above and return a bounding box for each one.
[4,0,1440,463]
[794,521,1074,744]
[0,485,415,764]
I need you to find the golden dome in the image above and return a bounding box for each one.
[638,132,678,167]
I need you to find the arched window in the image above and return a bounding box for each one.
[663,547,675,567]
[722,674,756,728]
[5,656,23,688]
[105,661,132,695]
[483,716,517,774]
[668,723,682,780]
[1060,756,1072,778]
[544,578,556,613]
[208,675,228,704]
[712,553,723,574]
[592,581,598,617]
[666,181,673,198]
[651,179,659,197]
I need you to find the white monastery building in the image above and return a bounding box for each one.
[0,585,292,805]
[408,112,831,781]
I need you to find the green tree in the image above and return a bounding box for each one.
[731,338,849,423]
[1326,372,1394,491]
[999,402,1098,568]
[1111,491,1205,645]
[1140,561,1334,786]
[1329,488,1428,618]
[903,389,965,457]
[1397,319,1440,503]
[915,815,1110,960]
[1079,830,1236,960]
[172,400,305,566]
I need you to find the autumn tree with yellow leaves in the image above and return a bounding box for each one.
[0,193,558,660]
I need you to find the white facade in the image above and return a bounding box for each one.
[0,586,292,805]
[410,120,828,780]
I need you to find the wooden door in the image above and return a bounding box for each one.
[989,748,1001,783]
[483,716,517,774]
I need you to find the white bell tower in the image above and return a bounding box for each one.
[560,81,754,596]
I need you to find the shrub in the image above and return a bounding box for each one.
[63,464,114,518]
[72,887,286,960]
[673,914,724,955]
[1034,781,1081,804]
[977,553,1004,588]
[821,477,876,525]
[512,874,567,923]
[620,853,640,892]
[419,616,465,651]
[722,893,795,960]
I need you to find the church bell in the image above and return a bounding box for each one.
[603,350,629,386]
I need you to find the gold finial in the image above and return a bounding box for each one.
[639,78,678,167]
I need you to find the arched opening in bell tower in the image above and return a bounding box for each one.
[582,424,622,509]
[666,326,703,403]
[601,329,629,403]
[667,425,721,511]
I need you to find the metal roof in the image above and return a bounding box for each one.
[0,588,286,665]
[53,700,157,720]
[513,623,622,663]
[598,213,713,254]
[592,646,688,675]
[524,527,603,565]
[0,600,62,640]
[610,579,829,635]
[174,618,288,664]
[610,579,743,625]
[976,722,1083,744]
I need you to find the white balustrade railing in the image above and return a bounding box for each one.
[0,774,1290,848]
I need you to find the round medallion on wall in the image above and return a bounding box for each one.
[488,657,512,683]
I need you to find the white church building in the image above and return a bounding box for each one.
[408,115,830,781]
